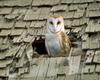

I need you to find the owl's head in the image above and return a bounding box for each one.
[47,16,65,34]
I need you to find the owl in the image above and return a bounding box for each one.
[45,16,71,57]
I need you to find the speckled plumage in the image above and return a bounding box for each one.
[45,16,71,57]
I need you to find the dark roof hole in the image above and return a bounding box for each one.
[32,36,48,57]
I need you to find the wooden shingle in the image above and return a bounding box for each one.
[61,0,73,4]
[51,5,68,12]
[32,0,60,6]
[85,50,95,63]
[24,9,40,21]
[3,0,32,7]
[0,8,12,15]
[82,65,95,73]
[0,59,13,68]
[93,50,100,63]
[0,30,11,36]
[86,10,100,18]
[10,29,24,36]
[0,21,14,29]
[69,56,81,74]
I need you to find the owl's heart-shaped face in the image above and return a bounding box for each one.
[47,16,65,33]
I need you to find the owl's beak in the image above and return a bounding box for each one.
[54,25,57,32]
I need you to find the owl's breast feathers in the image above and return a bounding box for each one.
[45,31,71,57]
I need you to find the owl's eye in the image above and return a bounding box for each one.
[49,21,53,25]
[57,21,61,25]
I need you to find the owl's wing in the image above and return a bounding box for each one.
[60,31,71,56]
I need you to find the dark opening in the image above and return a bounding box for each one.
[32,36,48,57]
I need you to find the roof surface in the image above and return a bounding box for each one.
[0,0,100,80]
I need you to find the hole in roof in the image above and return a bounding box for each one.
[0,29,1,32]
[32,36,48,58]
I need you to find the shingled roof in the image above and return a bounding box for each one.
[0,0,100,80]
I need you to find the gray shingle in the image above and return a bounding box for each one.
[32,0,60,6]
[85,50,95,63]
[96,65,100,73]
[73,27,82,33]
[86,20,100,32]
[69,4,78,11]
[82,65,95,73]
[86,10,100,18]
[0,8,12,15]
[81,74,98,80]
[10,29,24,36]
[5,8,27,20]
[69,4,87,13]
[0,44,9,51]
[87,3,100,11]
[82,35,99,49]
[30,21,45,28]
[69,56,81,74]
[0,51,7,60]
[24,9,40,21]
[73,0,81,3]
[73,12,84,18]
[0,30,11,36]
[0,21,14,29]
[61,0,74,4]
[93,50,100,63]
[0,59,13,68]
[6,46,20,57]
[18,67,28,75]
[16,45,26,58]
[51,5,68,12]
[64,19,72,28]
[38,8,50,20]
[15,21,30,29]
[13,36,23,43]
[82,34,88,41]
[54,12,67,19]
[23,35,34,43]
[5,14,19,20]
[3,0,32,7]
[80,0,94,3]
[66,12,74,19]
[0,68,9,77]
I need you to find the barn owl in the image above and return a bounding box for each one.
[45,16,71,57]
